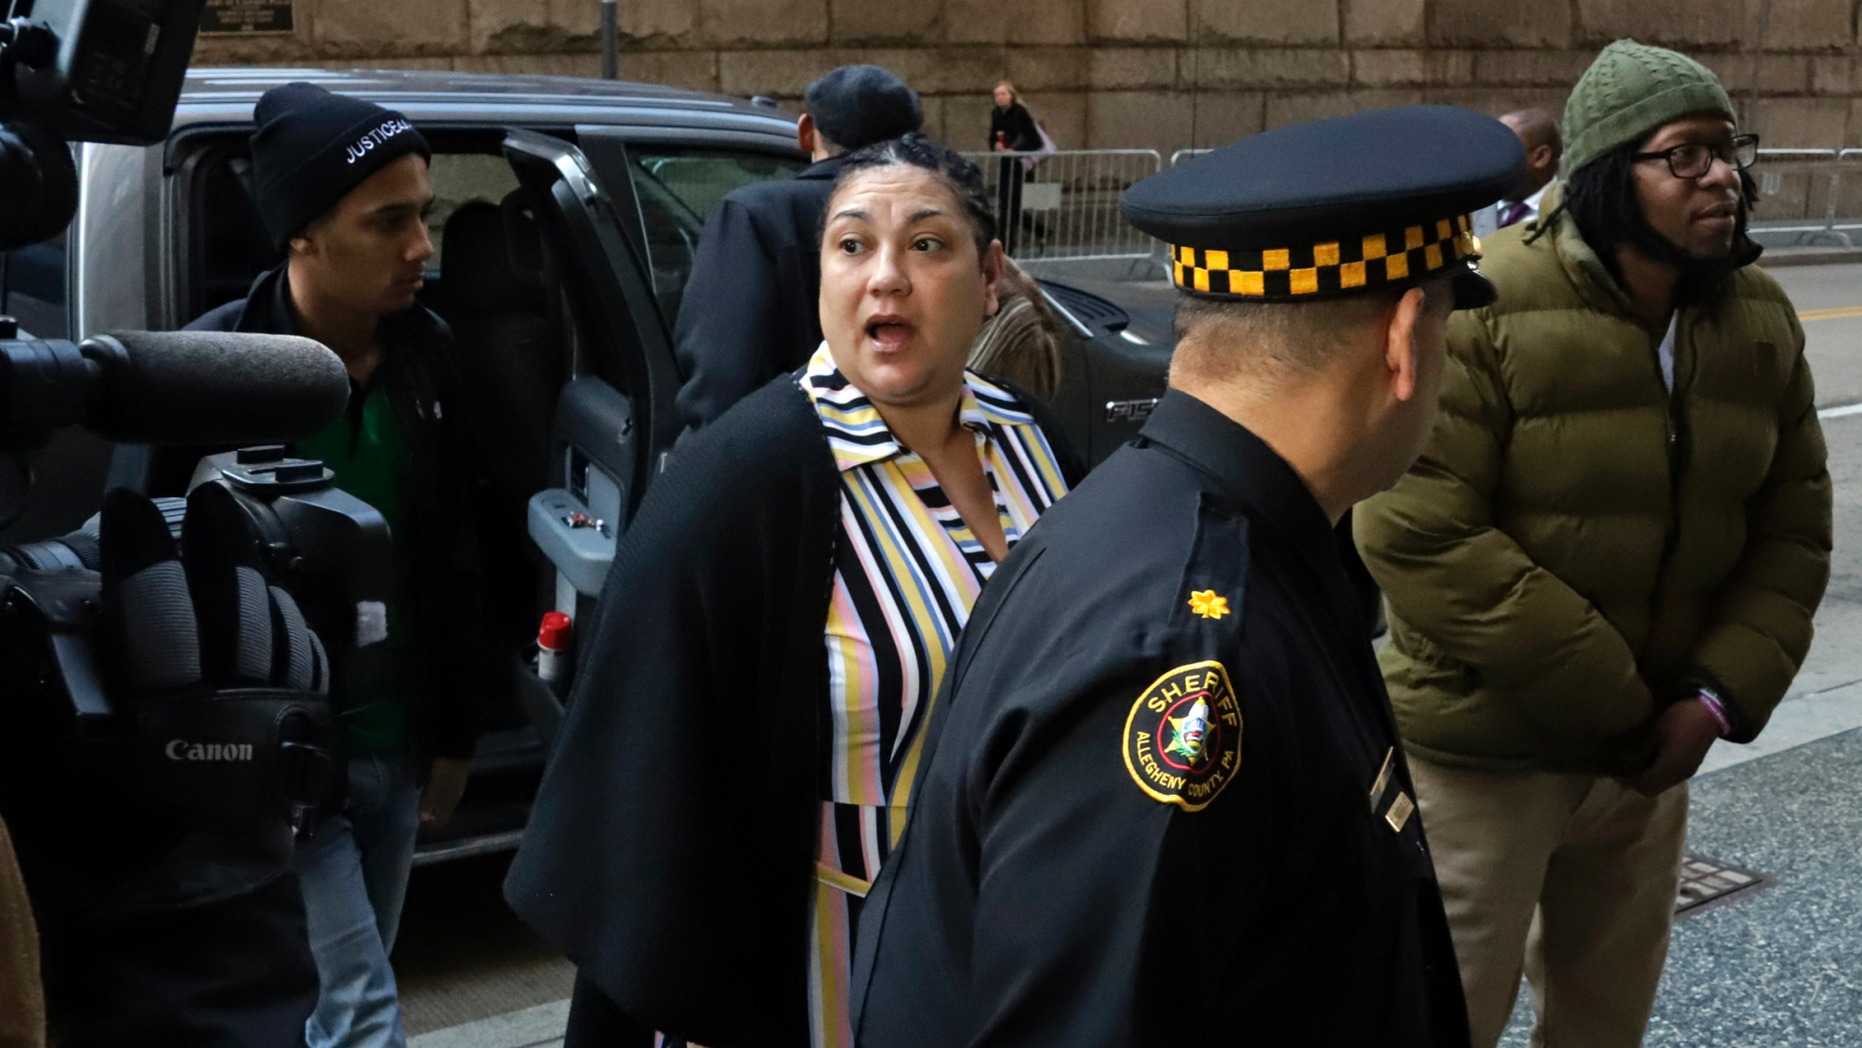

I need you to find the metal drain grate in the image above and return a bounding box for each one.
[1675,851,1774,917]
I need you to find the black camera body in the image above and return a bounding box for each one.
[0,3,372,1039]
[0,0,360,844]
[1,0,209,252]
[0,448,390,847]
[189,446,397,658]
[1,0,208,145]
[0,571,332,843]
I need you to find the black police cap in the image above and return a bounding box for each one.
[1122,106,1525,309]
[804,65,923,152]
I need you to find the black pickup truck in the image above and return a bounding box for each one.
[0,68,1171,862]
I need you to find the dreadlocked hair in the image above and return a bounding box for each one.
[1537,137,1761,307]
[825,132,999,257]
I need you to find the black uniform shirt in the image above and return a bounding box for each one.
[850,389,1470,1048]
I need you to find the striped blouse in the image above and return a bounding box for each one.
[799,345,1071,1048]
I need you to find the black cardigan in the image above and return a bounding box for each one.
[504,373,1082,1047]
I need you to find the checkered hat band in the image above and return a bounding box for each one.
[1170,214,1479,298]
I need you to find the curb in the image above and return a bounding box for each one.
[1757,246,1862,267]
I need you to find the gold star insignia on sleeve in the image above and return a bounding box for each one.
[1188,590,1230,620]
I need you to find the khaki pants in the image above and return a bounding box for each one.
[0,816,45,1048]
[1409,757,1688,1048]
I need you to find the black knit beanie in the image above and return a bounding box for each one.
[249,82,431,250]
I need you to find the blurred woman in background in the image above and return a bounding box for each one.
[988,80,1043,255]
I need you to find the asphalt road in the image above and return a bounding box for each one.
[1743,263,1862,703]
[397,262,1862,1047]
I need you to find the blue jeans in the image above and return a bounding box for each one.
[297,754,421,1048]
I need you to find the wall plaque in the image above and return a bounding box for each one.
[201,0,295,34]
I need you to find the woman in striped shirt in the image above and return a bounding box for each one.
[802,135,1077,1048]
[509,135,1082,1048]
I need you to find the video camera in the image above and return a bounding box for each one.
[1,0,206,144]
[0,330,373,817]
[0,3,414,1039]
[0,442,392,830]
[0,0,377,911]
[2,0,212,251]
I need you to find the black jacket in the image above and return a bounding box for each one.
[179,266,489,761]
[505,372,1082,1048]
[852,391,1470,1048]
[671,156,841,433]
[988,104,1041,152]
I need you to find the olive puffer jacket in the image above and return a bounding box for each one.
[1355,210,1831,774]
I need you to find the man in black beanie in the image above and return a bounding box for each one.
[672,64,922,433]
[180,82,489,1048]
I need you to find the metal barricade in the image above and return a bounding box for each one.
[959,149,1162,263]
[1751,147,1851,247]
[968,144,1862,256]
[1834,148,1862,242]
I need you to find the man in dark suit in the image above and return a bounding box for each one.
[672,64,922,433]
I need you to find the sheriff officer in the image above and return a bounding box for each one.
[849,106,1523,1047]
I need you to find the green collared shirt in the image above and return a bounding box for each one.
[297,377,423,754]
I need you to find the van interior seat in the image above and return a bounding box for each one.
[434,197,560,498]
[431,196,562,660]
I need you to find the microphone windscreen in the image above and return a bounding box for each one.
[83,331,351,445]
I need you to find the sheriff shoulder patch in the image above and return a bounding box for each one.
[1122,660,1242,811]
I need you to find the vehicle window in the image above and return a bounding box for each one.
[625,149,806,323]
[182,139,563,743]
[1,233,68,339]
[186,144,524,323]
[195,152,279,319]
[426,153,521,273]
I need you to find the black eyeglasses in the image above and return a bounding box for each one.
[1632,134,1760,179]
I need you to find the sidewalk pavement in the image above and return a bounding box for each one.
[413,656,1862,1048]
[420,721,1862,1048]
[1499,718,1862,1045]
[1756,244,1862,267]
[409,1000,567,1048]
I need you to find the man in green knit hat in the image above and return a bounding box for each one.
[1356,40,1831,1047]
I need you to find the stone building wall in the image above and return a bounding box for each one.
[194,0,1862,155]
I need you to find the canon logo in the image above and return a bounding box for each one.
[164,740,255,762]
